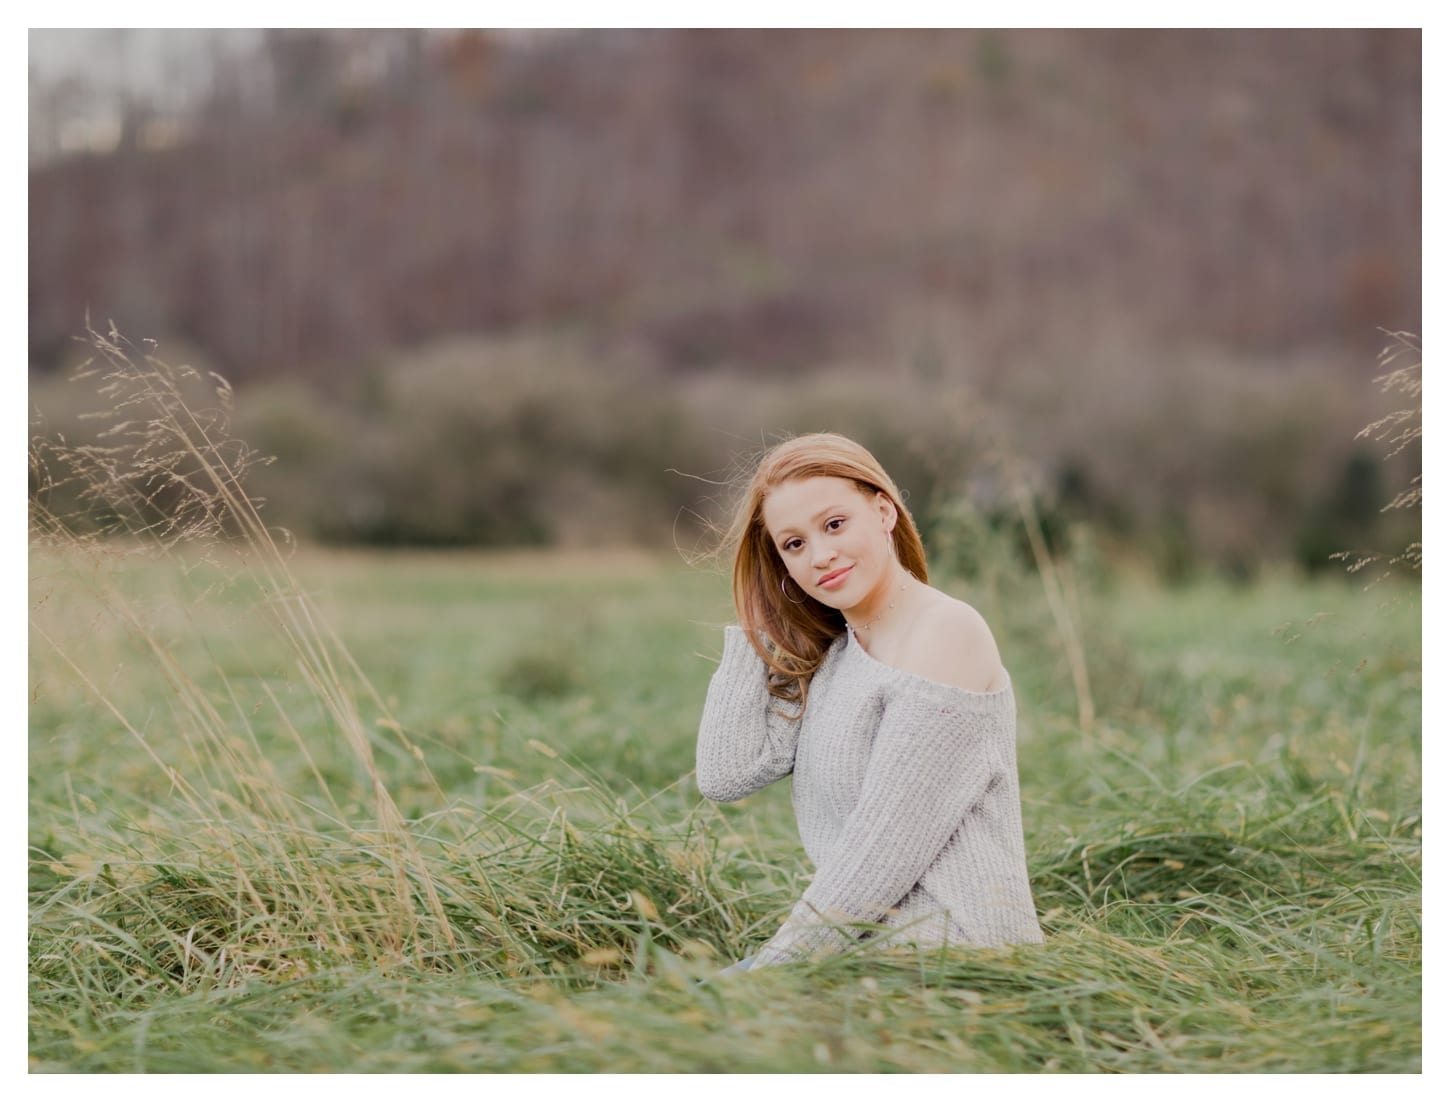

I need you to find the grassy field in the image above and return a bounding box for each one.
[28,541,1421,1073]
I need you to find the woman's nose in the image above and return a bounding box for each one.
[812,546,837,568]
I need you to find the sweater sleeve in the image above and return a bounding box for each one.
[752,683,1005,965]
[695,626,802,802]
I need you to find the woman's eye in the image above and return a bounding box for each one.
[783,538,803,552]
[826,517,845,531]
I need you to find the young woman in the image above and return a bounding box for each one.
[696,432,1043,971]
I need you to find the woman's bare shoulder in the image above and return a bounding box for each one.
[898,594,1006,694]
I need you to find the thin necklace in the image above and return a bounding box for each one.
[846,580,908,633]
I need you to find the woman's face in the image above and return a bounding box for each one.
[760,475,898,613]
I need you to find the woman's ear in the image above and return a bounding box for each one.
[875,491,898,533]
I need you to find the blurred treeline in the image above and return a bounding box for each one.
[28,29,1421,577]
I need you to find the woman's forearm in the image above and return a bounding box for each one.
[695,626,801,802]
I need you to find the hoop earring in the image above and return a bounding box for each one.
[780,576,806,605]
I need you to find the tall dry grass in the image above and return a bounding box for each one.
[1333,330,1421,584]
[31,326,489,977]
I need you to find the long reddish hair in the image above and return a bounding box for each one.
[721,433,928,713]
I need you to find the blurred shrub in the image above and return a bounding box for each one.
[1324,331,1422,580]
[1293,450,1386,573]
[677,365,990,550]
[926,496,1030,596]
[237,334,718,547]
[35,328,1418,581]
[232,379,355,534]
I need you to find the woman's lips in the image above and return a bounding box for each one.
[817,565,853,590]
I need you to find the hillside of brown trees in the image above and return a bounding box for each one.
[29,29,1421,571]
[29,29,1419,378]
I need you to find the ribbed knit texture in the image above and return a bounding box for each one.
[697,624,1044,967]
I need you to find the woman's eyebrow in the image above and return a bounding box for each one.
[773,504,849,538]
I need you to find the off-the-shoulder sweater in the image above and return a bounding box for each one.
[696,624,1044,967]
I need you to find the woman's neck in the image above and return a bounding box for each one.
[844,565,918,635]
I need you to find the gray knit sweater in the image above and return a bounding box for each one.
[697,625,1044,967]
